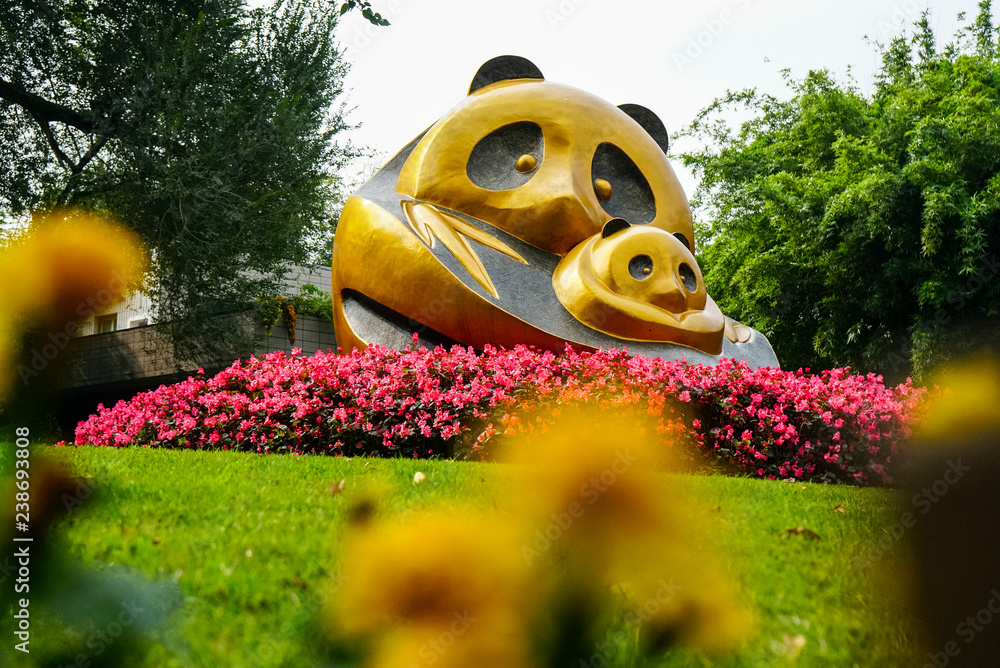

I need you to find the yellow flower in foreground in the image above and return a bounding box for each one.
[363,621,536,668]
[326,510,538,668]
[508,411,679,569]
[506,410,755,654]
[0,319,14,398]
[0,208,146,325]
[0,208,146,403]
[617,564,754,655]
[915,356,1000,442]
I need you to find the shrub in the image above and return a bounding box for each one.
[68,341,928,485]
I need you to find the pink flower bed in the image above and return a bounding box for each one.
[69,342,928,485]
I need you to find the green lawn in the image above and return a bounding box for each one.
[1,444,924,667]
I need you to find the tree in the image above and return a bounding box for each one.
[679,3,1000,381]
[337,0,389,26]
[0,0,357,360]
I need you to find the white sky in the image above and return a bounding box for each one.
[331,0,980,198]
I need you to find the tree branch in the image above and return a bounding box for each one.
[0,77,110,133]
[35,119,76,169]
[76,134,110,173]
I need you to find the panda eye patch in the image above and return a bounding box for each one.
[629,254,653,280]
[591,143,655,224]
[467,122,543,190]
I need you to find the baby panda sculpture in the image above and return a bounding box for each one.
[331,55,778,368]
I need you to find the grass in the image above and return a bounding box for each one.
[0,442,925,667]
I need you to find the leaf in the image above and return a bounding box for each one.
[834,505,846,513]
[401,201,527,299]
[328,478,346,496]
[784,526,822,540]
[413,471,427,484]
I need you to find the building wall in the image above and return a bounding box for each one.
[63,313,337,390]
[76,292,154,336]
[73,264,334,338]
[279,265,333,296]
[56,264,337,431]
[56,312,337,432]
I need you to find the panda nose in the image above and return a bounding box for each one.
[650,275,688,313]
[601,218,631,238]
[631,232,704,314]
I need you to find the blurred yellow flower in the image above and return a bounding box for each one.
[325,412,754,666]
[915,356,1000,442]
[506,410,755,655]
[0,208,147,325]
[0,320,14,398]
[0,207,147,403]
[325,510,538,668]
[364,620,536,668]
[617,565,754,655]
[507,411,678,571]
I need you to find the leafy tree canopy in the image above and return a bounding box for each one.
[0,0,357,360]
[680,2,1000,381]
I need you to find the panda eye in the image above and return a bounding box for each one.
[467,121,543,190]
[515,154,537,173]
[678,263,698,291]
[594,178,612,201]
[629,254,653,280]
[591,143,655,224]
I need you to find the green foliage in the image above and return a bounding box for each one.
[256,283,332,339]
[680,4,1000,381]
[290,283,333,322]
[339,0,389,26]
[6,443,926,666]
[255,294,286,332]
[0,0,356,363]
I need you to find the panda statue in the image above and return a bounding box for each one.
[331,55,778,369]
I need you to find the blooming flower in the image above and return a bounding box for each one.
[65,343,928,486]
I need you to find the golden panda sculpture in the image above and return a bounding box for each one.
[331,55,778,368]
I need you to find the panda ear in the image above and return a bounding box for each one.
[469,56,544,94]
[618,104,669,154]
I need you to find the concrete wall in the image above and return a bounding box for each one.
[279,265,332,296]
[56,312,337,432]
[62,313,337,391]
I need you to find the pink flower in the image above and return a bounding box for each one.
[66,344,927,486]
